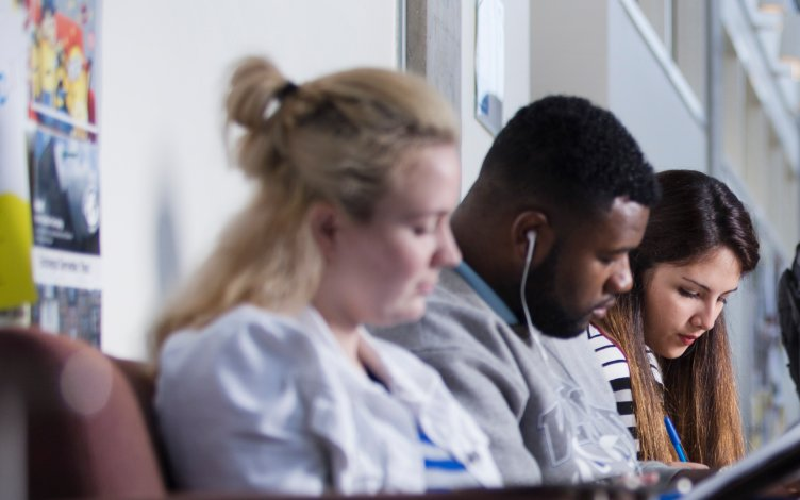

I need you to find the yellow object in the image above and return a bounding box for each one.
[64,45,88,124]
[0,193,37,309]
[63,45,89,139]
[35,36,58,101]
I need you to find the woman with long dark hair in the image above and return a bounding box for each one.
[589,169,760,468]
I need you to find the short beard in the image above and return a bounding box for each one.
[523,245,588,338]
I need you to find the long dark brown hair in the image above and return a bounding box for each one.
[599,169,760,467]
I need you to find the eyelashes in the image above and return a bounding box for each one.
[678,287,729,304]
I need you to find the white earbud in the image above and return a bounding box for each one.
[526,230,537,256]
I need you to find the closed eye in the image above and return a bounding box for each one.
[598,253,624,266]
[678,288,700,299]
[411,217,439,236]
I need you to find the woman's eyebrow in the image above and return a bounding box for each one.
[682,276,738,294]
[681,277,709,291]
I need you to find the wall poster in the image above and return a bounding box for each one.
[0,0,101,345]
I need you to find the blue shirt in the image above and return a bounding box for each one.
[453,262,519,325]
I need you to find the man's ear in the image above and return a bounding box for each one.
[308,202,339,259]
[511,211,554,267]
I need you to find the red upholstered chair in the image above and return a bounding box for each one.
[112,356,177,490]
[0,327,166,499]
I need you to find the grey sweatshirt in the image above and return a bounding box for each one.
[371,267,639,486]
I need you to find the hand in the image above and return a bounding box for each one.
[670,464,716,486]
[668,461,709,470]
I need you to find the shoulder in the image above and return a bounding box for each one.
[540,331,626,393]
[586,323,608,341]
[373,268,521,356]
[586,324,625,356]
[158,306,318,397]
[367,334,425,367]
[366,333,458,388]
[365,334,449,397]
[162,305,312,359]
[545,327,610,359]
[586,324,616,346]
[154,308,336,492]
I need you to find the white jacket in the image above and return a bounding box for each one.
[155,305,501,494]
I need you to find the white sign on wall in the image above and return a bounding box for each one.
[475,0,504,135]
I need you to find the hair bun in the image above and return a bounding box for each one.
[227,56,287,130]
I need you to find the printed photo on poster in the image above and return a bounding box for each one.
[28,0,99,140]
[29,128,100,254]
[31,284,100,346]
[475,0,504,135]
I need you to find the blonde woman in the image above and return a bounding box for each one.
[153,56,501,494]
[589,169,759,469]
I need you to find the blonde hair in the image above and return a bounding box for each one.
[152,56,458,354]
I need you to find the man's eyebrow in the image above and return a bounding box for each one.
[605,247,636,255]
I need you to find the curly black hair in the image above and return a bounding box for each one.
[479,95,660,215]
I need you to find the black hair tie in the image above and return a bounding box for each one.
[276,81,299,101]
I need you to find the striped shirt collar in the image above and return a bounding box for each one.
[454,262,519,325]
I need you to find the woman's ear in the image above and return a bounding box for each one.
[308,202,339,259]
[511,211,554,267]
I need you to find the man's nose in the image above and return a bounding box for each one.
[607,257,633,294]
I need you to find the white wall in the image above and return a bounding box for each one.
[608,0,705,171]
[530,0,704,172]
[460,0,531,197]
[530,0,609,106]
[100,0,398,360]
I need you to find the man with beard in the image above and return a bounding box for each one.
[371,95,661,486]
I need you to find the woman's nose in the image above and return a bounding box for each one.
[434,225,462,268]
[691,304,718,331]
